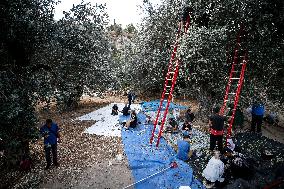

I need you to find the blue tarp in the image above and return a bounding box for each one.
[121,111,204,189]
[140,100,188,112]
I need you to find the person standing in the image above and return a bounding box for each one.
[209,107,225,151]
[40,119,61,170]
[251,99,265,133]
[127,90,132,107]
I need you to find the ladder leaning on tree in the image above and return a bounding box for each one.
[220,24,248,143]
[149,9,191,147]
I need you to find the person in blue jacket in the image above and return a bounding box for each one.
[251,99,265,133]
[40,119,61,170]
[176,135,191,161]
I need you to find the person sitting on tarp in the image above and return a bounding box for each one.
[176,135,191,161]
[182,121,192,137]
[202,151,225,188]
[223,138,240,153]
[122,104,130,116]
[185,108,195,123]
[111,104,119,115]
[125,110,138,130]
[166,117,179,133]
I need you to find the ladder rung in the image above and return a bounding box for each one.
[230,78,240,80]
[166,78,173,81]
[165,93,170,95]
[168,72,175,74]
[229,93,236,95]
[166,86,171,88]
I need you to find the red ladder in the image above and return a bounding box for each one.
[220,26,248,141]
[149,13,191,147]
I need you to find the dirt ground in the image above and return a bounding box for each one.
[6,96,134,189]
[2,94,284,189]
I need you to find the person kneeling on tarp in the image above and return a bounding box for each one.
[202,151,225,188]
[176,135,191,161]
[111,104,119,115]
[223,138,241,153]
[166,117,179,133]
[125,110,137,130]
[182,121,192,137]
[122,104,130,116]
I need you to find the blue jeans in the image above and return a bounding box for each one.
[44,144,58,166]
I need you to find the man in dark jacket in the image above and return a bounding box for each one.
[209,107,225,151]
[40,119,61,170]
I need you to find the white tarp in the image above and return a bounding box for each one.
[76,103,140,137]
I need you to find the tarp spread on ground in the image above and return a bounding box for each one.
[121,113,204,189]
[141,100,188,112]
[76,103,140,136]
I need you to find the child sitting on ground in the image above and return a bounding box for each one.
[176,135,191,161]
